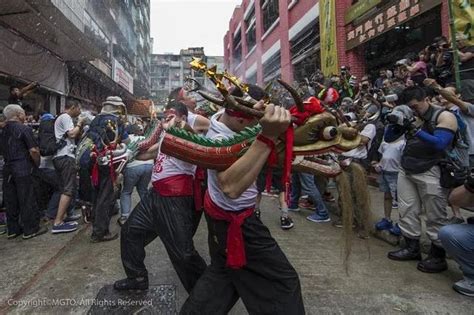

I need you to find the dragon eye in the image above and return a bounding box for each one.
[322,126,337,140]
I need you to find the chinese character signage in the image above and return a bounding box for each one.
[346,0,442,51]
[112,59,134,94]
[320,0,339,76]
[453,0,474,46]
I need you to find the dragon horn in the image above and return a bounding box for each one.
[234,96,257,108]
[223,94,264,119]
[277,79,304,112]
[197,91,225,106]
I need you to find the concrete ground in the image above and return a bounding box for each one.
[0,186,473,314]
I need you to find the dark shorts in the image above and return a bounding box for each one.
[256,168,283,193]
[53,156,77,197]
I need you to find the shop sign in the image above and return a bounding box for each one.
[112,59,134,94]
[345,0,381,24]
[320,0,339,76]
[346,0,442,51]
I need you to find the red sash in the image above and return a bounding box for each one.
[203,191,254,269]
[152,174,202,211]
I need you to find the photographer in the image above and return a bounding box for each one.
[425,78,474,167]
[434,36,454,86]
[456,33,474,103]
[387,86,458,274]
[438,170,474,297]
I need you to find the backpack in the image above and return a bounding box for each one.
[38,118,67,156]
[76,114,125,167]
[429,107,469,188]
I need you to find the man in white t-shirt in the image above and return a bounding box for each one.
[52,100,84,234]
[181,85,304,314]
[342,122,377,161]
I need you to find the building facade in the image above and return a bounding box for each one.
[224,0,320,86]
[0,0,152,115]
[150,48,224,105]
[224,0,451,85]
[335,0,450,78]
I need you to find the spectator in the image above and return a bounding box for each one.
[52,100,85,234]
[456,32,474,103]
[374,69,388,89]
[434,36,454,86]
[388,87,458,273]
[0,104,47,239]
[373,125,406,236]
[255,169,294,229]
[289,172,330,223]
[439,172,474,297]
[8,81,38,110]
[118,125,153,226]
[425,79,474,167]
[406,52,428,86]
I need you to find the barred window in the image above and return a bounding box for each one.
[233,30,243,65]
[261,0,279,33]
[245,6,257,52]
[263,52,281,81]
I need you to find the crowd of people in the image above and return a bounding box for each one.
[0,32,473,312]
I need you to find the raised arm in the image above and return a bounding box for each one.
[217,104,291,199]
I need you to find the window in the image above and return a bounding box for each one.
[247,72,257,84]
[290,20,320,62]
[261,0,279,33]
[245,6,256,52]
[263,52,281,81]
[233,30,243,65]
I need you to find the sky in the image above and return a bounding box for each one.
[150,0,242,56]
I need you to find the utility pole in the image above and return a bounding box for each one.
[448,0,461,90]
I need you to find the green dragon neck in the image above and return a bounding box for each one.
[167,125,261,147]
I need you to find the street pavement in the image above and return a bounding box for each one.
[0,186,473,314]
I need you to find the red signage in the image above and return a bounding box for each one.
[345,0,442,50]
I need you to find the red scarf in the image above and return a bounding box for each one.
[152,174,203,211]
[203,191,254,269]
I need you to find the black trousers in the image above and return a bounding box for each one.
[3,172,40,235]
[180,213,305,315]
[120,188,206,293]
[92,166,115,238]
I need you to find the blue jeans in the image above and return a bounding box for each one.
[119,164,153,217]
[439,224,474,280]
[290,172,328,215]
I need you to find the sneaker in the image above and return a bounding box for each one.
[280,216,294,230]
[323,192,336,202]
[389,223,401,236]
[288,206,300,212]
[52,222,78,234]
[0,226,5,235]
[7,232,22,239]
[333,218,343,228]
[254,209,261,220]
[64,213,82,222]
[375,218,393,231]
[298,200,315,210]
[22,226,48,240]
[117,216,128,227]
[90,233,118,243]
[449,216,465,225]
[392,201,399,209]
[306,212,331,223]
[453,278,474,297]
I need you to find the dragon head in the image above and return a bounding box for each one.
[283,111,361,177]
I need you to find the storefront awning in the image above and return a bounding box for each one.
[345,0,442,51]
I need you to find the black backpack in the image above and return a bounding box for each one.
[38,119,66,156]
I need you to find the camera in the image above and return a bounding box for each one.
[385,105,414,126]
